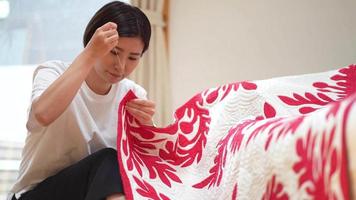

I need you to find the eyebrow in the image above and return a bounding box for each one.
[115,47,141,56]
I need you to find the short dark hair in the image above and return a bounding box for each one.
[83,1,151,54]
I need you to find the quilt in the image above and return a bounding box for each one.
[117,64,356,200]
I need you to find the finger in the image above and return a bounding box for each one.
[126,106,152,123]
[103,29,118,38]
[106,34,119,45]
[127,99,155,108]
[126,104,155,116]
[126,101,155,115]
[101,22,117,31]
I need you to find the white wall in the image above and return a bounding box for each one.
[169,0,356,110]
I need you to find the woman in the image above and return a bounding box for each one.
[9,1,154,200]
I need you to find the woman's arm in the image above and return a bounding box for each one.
[30,22,118,127]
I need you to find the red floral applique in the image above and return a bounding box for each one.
[192,119,255,189]
[133,176,171,200]
[193,113,304,189]
[293,128,339,199]
[158,96,211,167]
[122,82,258,192]
[204,81,257,104]
[262,175,289,200]
[279,65,356,114]
[264,102,277,118]
[314,65,356,98]
[232,183,238,200]
[292,95,355,199]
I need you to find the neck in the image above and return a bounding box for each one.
[85,69,111,95]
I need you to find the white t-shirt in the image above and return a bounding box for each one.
[10,60,147,198]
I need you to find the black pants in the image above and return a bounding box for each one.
[13,148,124,200]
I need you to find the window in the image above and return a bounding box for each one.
[0,0,130,142]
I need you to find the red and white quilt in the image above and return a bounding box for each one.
[117,65,356,200]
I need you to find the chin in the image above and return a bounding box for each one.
[108,77,124,84]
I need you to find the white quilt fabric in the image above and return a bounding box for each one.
[117,65,356,199]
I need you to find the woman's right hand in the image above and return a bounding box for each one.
[84,22,119,60]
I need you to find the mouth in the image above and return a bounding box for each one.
[108,71,123,80]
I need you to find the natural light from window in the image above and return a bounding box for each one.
[0,0,130,144]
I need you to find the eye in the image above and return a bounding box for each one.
[129,57,138,61]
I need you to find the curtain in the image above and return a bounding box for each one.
[130,0,172,126]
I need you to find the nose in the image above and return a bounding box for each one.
[114,54,125,74]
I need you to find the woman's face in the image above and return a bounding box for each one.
[94,36,144,84]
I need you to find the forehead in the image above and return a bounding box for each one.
[115,37,144,53]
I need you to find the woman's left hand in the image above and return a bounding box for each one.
[126,99,155,126]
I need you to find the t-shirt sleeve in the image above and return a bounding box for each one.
[31,61,64,102]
